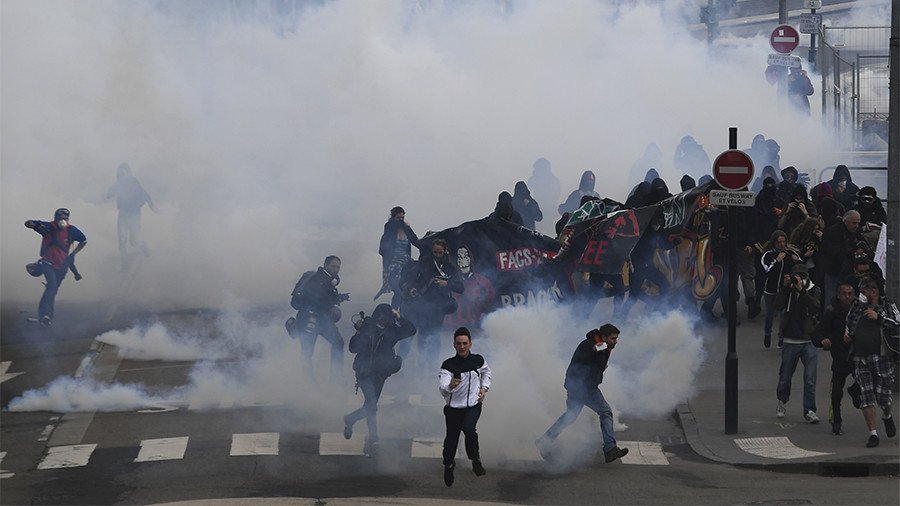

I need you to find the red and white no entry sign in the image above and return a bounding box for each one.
[712,150,755,191]
[770,24,800,54]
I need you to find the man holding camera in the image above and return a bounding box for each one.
[775,264,822,423]
[535,324,629,464]
[343,304,416,456]
[286,255,349,382]
[402,239,464,372]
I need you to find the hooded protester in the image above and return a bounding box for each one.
[776,166,799,204]
[626,167,661,200]
[377,206,420,308]
[697,174,713,186]
[106,162,158,271]
[672,135,711,181]
[558,171,600,215]
[680,175,696,192]
[628,142,663,188]
[787,66,814,115]
[827,165,860,210]
[527,158,560,226]
[556,194,599,237]
[764,139,782,172]
[853,186,886,226]
[511,181,543,230]
[750,177,785,317]
[778,185,818,236]
[751,165,780,193]
[648,178,672,205]
[490,192,524,226]
[810,183,846,229]
[623,181,652,209]
[744,134,768,172]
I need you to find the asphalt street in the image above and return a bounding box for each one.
[1,297,898,505]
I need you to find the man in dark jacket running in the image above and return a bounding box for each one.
[535,324,629,464]
[813,281,859,435]
[343,304,416,456]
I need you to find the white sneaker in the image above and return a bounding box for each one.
[776,400,786,418]
[804,410,820,424]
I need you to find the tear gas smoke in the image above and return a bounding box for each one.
[2,0,888,311]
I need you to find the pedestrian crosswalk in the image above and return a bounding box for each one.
[11,433,676,474]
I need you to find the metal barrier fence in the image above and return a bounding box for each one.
[818,26,890,151]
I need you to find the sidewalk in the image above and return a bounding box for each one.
[676,312,899,476]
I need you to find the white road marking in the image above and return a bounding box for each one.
[734,436,832,459]
[410,437,465,459]
[0,361,24,384]
[37,444,97,469]
[230,433,279,456]
[135,437,189,462]
[410,437,444,459]
[618,441,669,465]
[0,451,13,479]
[319,432,365,456]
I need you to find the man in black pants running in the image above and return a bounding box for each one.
[439,327,492,487]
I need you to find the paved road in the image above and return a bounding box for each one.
[2,300,898,505]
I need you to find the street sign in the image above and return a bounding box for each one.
[770,25,800,54]
[710,190,756,207]
[804,0,822,9]
[712,149,754,190]
[799,14,821,34]
[767,53,802,68]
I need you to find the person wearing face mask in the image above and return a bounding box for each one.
[852,186,886,227]
[777,185,817,236]
[286,255,350,382]
[775,166,800,204]
[24,208,87,326]
[510,181,543,231]
[827,165,860,210]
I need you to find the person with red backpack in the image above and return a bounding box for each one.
[24,208,87,326]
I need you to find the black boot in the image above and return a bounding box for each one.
[443,462,455,487]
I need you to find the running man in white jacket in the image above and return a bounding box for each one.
[439,327,492,487]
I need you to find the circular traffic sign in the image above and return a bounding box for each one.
[770,24,799,54]
[712,150,755,191]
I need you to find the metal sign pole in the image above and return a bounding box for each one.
[725,127,739,435]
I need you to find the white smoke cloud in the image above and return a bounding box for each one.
[4,0,882,312]
[6,376,175,413]
[96,322,221,361]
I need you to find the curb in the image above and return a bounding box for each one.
[674,402,900,477]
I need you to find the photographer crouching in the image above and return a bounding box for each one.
[342,304,416,456]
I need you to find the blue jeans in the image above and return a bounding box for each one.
[543,388,617,452]
[776,342,818,414]
[345,375,386,442]
[39,262,68,320]
[763,292,779,337]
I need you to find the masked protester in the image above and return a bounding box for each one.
[853,186,886,227]
[751,165,780,193]
[827,165,860,210]
[343,304,416,456]
[376,206,420,308]
[776,166,799,204]
[511,181,543,231]
[778,185,817,236]
[490,192,524,226]
[286,255,349,382]
[536,324,629,464]
[24,209,87,326]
